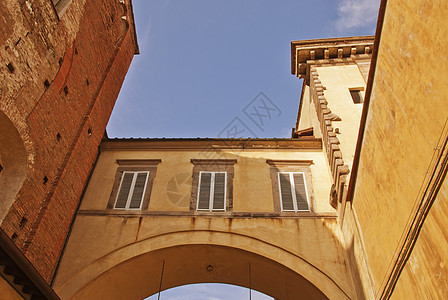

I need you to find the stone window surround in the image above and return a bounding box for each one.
[266,159,316,215]
[190,159,237,214]
[107,159,161,210]
[349,87,365,104]
[196,171,227,212]
[277,172,310,212]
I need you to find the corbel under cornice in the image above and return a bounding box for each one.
[291,36,374,84]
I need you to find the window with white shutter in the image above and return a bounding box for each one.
[266,160,314,214]
[197,171,227,212]
[107,159,161,211]
[190,159,236,213]
[278,172,310,212]
[114,171,149,210]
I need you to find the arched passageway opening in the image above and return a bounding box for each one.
[0,111,27,223]
[145,283,273,299]
[71,244,329,300]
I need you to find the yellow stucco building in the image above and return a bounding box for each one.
[52,37,376,299]
[1,0,447,299]
[53,1,448,295]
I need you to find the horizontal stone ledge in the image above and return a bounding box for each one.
[77,210,338,219]
[101,138,323,150]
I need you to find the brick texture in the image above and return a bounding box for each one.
[0,0,137,282]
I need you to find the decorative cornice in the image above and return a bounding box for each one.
[291,36,374,82]
[101,138,322,151]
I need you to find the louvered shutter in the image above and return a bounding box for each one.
[213,173,226,210]
[293,173,309,210]
[129,172,148,209]
[115,172,134,209]
[198,172,212,210]
[279,173,294,211]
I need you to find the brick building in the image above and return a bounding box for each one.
[0,0,138,298]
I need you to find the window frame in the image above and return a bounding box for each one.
[196,171,227,212]
[114,171,150,210]
[349,88,364,104]
[277,171,310,212]
[107,159,161,210]
[266,160,315,215]
[190,159,237,214]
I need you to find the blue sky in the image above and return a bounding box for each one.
[107,0,379,139]
[145,283,273,300]
[109,0,380,298]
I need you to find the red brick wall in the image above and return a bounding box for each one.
[0,0,136,282]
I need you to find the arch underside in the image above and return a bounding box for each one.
[71,244,329,300]
[54,218,353,300]
[0,111,28,223]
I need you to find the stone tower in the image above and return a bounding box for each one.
[0,0,138,298]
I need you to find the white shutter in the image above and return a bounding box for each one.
[198,172,212,210]
[114,171,149,210]
[293,173,309,211]
[129,172,148,209]
[197,171,227,212]
[115,172,134,209]
[213,173,226,211]
[279,173,294,211]
[278,172,309,212]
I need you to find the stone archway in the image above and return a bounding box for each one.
[70,244,329,300]
[0,111,27,223]
[55,228,351,300]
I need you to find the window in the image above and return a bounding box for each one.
[349,89,364,104]
[266,160,315,214]
[190,159,237,213]
[197,172,227,212]
[114,171,149,210]
[107,159,160,210]
[278,172,309,212]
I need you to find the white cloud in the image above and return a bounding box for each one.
[335,0,381,33]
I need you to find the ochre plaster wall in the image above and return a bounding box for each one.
[53,146,360,299]
[54,216,353,299]
[350,0,448,298]
[314,64,365,169]
[298,85,323,139]
[79,149,334,213]
[69,245,329,300]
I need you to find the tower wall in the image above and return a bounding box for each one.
[0,0,138,282]
[350,0,448,298]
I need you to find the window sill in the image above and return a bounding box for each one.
[78,210,337,219]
